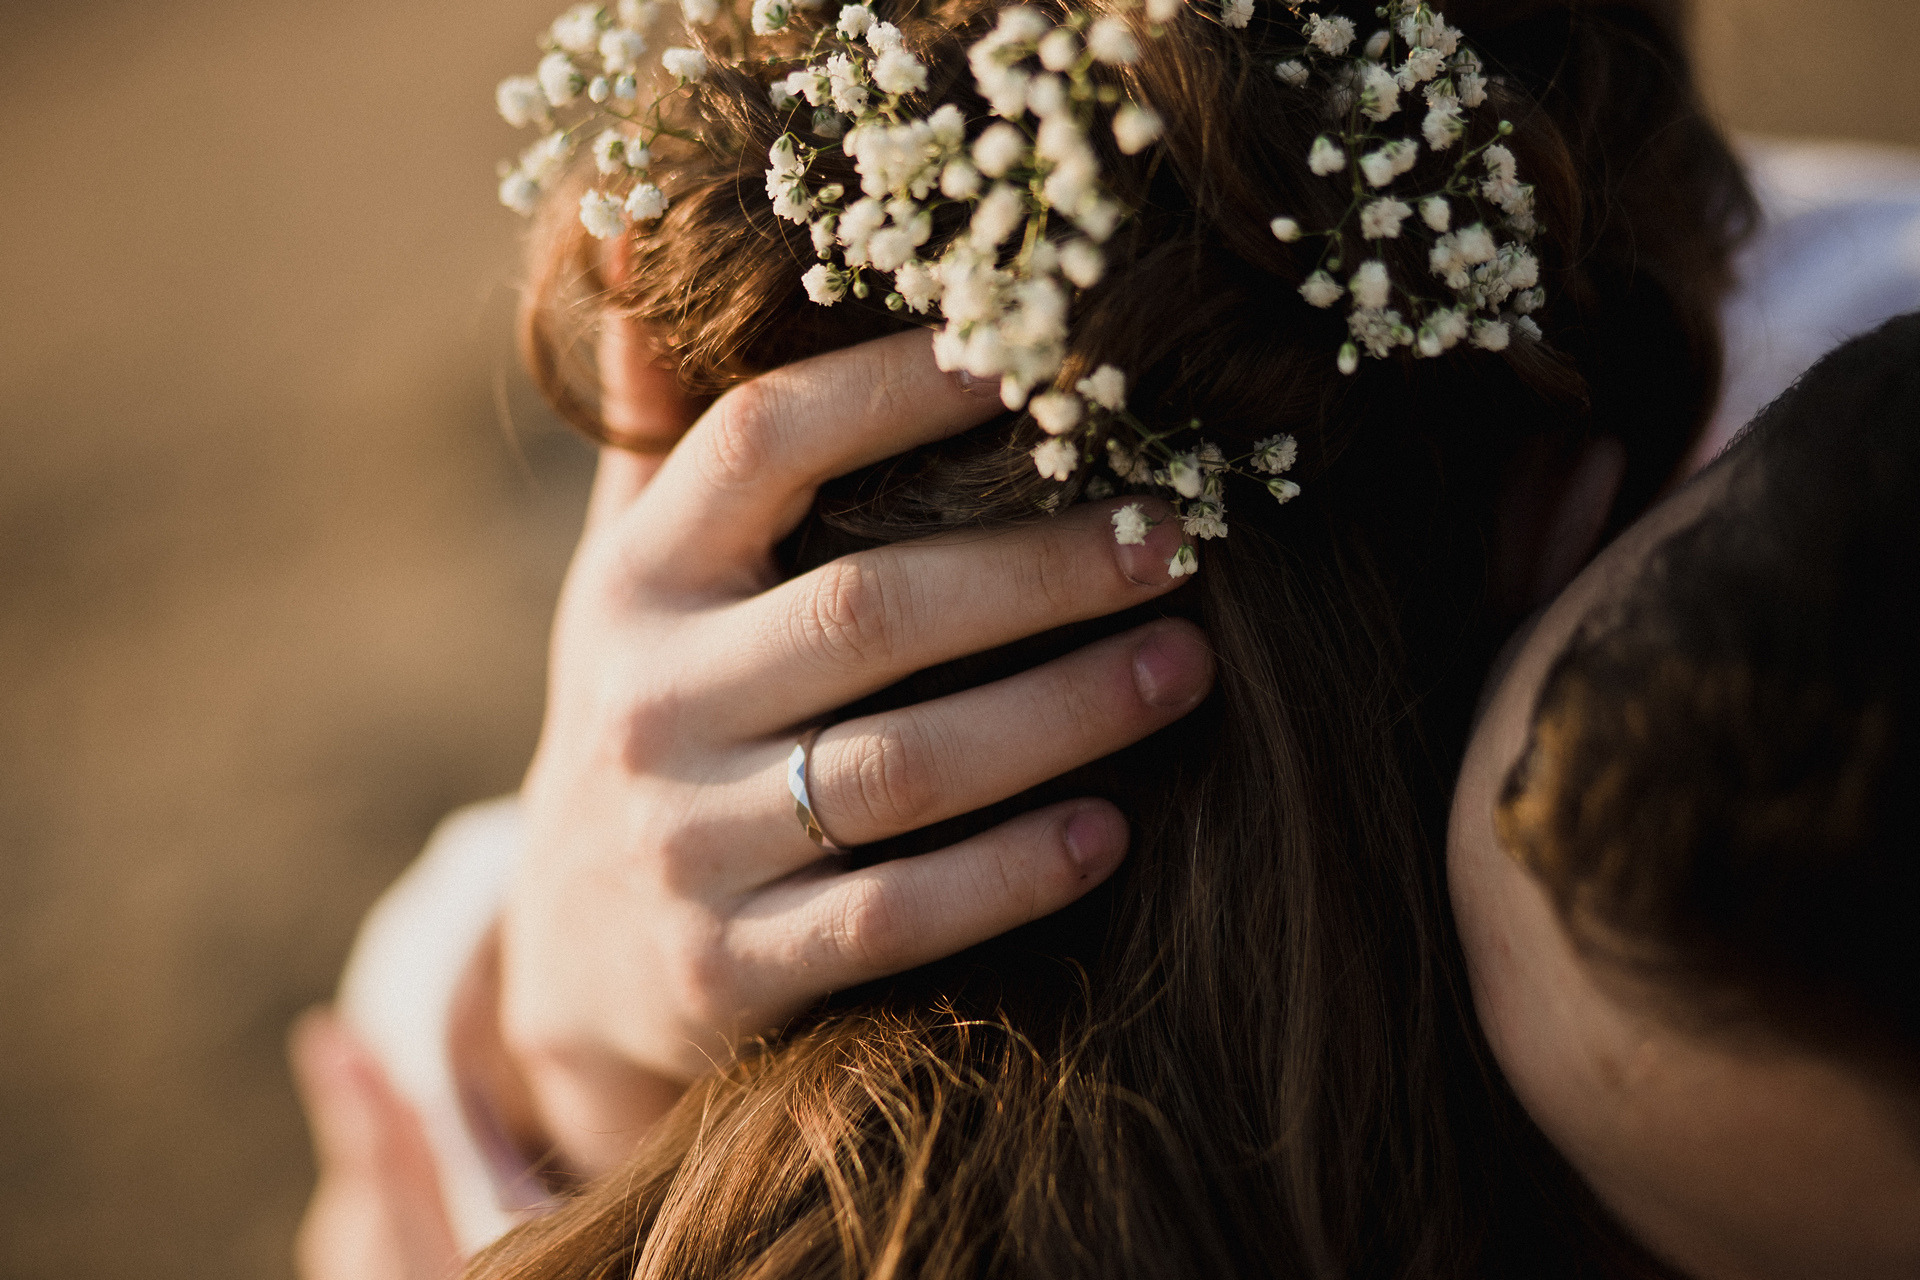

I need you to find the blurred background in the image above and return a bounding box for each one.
[0,2,1915,1277]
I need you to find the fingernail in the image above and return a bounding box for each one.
[1113,501,1189,587]
[1063,805,1126,871]
[948,368,1003,401]
[1132,624,1212,711]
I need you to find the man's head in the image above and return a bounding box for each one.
[1450,312,1920,1280]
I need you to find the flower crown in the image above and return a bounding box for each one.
[496,0,1544,574]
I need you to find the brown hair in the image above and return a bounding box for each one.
[482,2,1755,1275]
[1498,312,1920,1097]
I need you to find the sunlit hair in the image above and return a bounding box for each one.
[483,0,1754,1275]
[1500,313,1920,1112]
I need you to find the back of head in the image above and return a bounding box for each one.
[1501,311,1920,1089]
[481,2,1753,1277]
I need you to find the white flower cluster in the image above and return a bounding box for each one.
[764,3,1299,566]
[494,0,732,233]
[1267,0,1546,374]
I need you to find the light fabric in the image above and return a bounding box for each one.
[336,797,549,1255]
[334,137,1920,1259]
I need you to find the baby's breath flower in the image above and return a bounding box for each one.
[593,128,628,175]
[1305,13,1357,55]
[1112,502,1150,546]
[1514,286,1545,315]
[1183,499,1228,540]
[1420,195,1451,232]
[1145,0,1183,23]
[1060,238,1106,287]
[1359,62,1401,121]
[1167,452,1205,499]
[837,3,875,36]
[810,216,838,256]
[1470,318,1510,351]
[1299,271,1343,308]
[1270,216,1302,242]
[618,0,658,26]
[550,4,605,55]
[1515,315,1543,341]
[1360,197,1413,239]
[496,75,549,128]
[866,21,905,52]
[614,72,638,99]
[1030,390,1084,435]
[1112,102,1163,155]
[538,51,585,106]
[1251,434,1298,474]
[681,0,721,22]
[752,0,793,33]
[1416,306,1469,356]
[1275,59,1309,87]
[600,27,647,71]
[1032,437,1080,481]
[1363,29,1391,61]
[972,123,1027,177]
[498,170,541,215]
[1458,69,1489,108]
[1350,260,1391,310]
[936,159,980,200]
[519,131,572,185]
[579,189,627,239]
[895,260,942,311]
[1087,17,1141,64]
[1399,46,1445,86]
[661,46,708,82]
[589,75,612,102]
[1422,98,1464,149]
[624,183,668,220]
[1220,0,1253,28]
[802,262,847,305]
[874,47,929,94]
[1077,364,1127,409]
[1168,544,1198,578]
[1267,477,1302,504]
[970,183,1027,249]
[1308,135,1346,176]
[1349,306,1412,358]
[1038,27,1079,70]
[1338,343,1360,375]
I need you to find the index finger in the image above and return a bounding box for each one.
[629,329,1005,590]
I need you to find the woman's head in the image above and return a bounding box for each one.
[1452,314,1920,1280]
[487,2,1753,1276]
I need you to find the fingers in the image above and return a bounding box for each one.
[290,1009,462,1280]
[631,330,1005,586]
[697,618,1210,890]
[598,314,702,456]
[740,800,1129,992]
[695,498,1194,736]
[805,618,1212,847]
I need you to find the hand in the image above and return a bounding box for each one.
[290,1009,462,1280]
[500,323,1214,1177]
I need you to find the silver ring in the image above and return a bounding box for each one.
[787,726,842,851]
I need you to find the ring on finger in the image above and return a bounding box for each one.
[787,726,844,851]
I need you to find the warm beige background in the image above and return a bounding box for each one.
[0,3,1915,1278]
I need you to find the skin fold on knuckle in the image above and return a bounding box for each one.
[700,379,788,495]
[793,558,895,671]
[836,719,933,834]
[824,874,907,976]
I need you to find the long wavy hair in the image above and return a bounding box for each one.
[479,1,1756,1275]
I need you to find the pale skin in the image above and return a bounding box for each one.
[1449,459,1920,1280]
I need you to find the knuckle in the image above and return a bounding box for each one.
[793,559,897,670]
[612,680,683,774]
[825,876,905,973]
[700,380,787,493]
[839,719,936,832]
[661,915,735,1028]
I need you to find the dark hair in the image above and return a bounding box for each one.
[481,2,1755,1276]
[1500,311,1920,1094]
